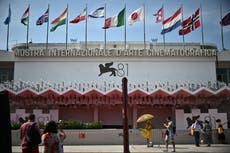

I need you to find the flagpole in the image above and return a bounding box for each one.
[6,19,9,51]
[181,4,185,50]
[200,4,204,49]
[6,4,10,51]
[85,4,88,49]
[124,4,126,50]
[104,3,107,51]
[162,4,165,49]
[46,4,50,50]
[27,5,30,49]
[220,4,224,50]
[143,4,146,50]
[66,4,68,50]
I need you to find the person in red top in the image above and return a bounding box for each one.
[20,114,41,153]
[42,121,62,153]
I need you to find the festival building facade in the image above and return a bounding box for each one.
[0,42,230,129]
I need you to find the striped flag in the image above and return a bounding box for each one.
[161,8,182,34]
[36,8,49,25]
[70,8,86,24]
[50,8,67,32]
[103,8,125,29]
[21,7,29,26]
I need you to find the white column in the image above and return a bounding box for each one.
[94,106,99,122]
[33,109,42,122]
[50,109,59,121]
[175,109,185,130]
[132,105,137,129]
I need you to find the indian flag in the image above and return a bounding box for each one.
[21,7,30,26]
[50,8,68,32]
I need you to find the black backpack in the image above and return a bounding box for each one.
[26,123,41,147]
[172,125,176,134]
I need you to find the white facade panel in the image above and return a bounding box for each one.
[14,60,216,84]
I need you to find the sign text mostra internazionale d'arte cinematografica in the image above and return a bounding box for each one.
[14,48,217,57]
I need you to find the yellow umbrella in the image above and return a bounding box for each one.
[137,114,154,123]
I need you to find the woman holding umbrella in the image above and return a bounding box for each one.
[137,114,154,147]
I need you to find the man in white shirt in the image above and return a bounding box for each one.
[191,118,202,147]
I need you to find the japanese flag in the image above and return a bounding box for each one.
[128,6,144,25]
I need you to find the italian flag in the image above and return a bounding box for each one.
[21,7,29,26]
[50,8,68,32]
[70,8,86,24]
[103,8,125,29]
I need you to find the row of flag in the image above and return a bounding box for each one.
[4,5,230,35]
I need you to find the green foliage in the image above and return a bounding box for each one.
[11,122,21,130]
[60,120,103,129]
[11,120,103,129]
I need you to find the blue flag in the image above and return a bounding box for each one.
[88,7,105,18]
[36,8,49,25]
[4,5,11,25]
[220,12,230,26]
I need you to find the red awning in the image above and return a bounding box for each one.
[84,89,104,97]
[194,89,214,97]
[62,89,82,97]
[149,89,170,97]
[106,89,121,97]
[172,89,192,97]
[215,88,230,97]
[17,89,37,97]
[129,89,148,97]
[39,89,60,97]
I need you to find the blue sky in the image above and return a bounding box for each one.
[0,0,230,51]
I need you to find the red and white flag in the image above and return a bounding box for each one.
[70,8,86,24]
[154,7,163,23]
[128,6,144,25]
[179,8,201,35]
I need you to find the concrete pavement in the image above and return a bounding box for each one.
[12,144,230,153]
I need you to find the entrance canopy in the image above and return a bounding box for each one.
[1,80,229,108]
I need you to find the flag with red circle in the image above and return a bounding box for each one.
[128,6,144,25]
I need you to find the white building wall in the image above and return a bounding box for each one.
[14,57,216,84]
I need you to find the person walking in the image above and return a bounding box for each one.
[20,114,41,153]
[42,121,62,153]
[216,119,226,144]
[203,120,212,147]
[139,119,153,147]
[191,118,202,147]
[57,120,66,153]
[164,116,176,152]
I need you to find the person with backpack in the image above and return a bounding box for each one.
[20,114,41,153]
[216,119,226,144]
[163,116,176,152]
[203,120,212,147]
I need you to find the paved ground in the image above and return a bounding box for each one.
[12,144,230,153]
